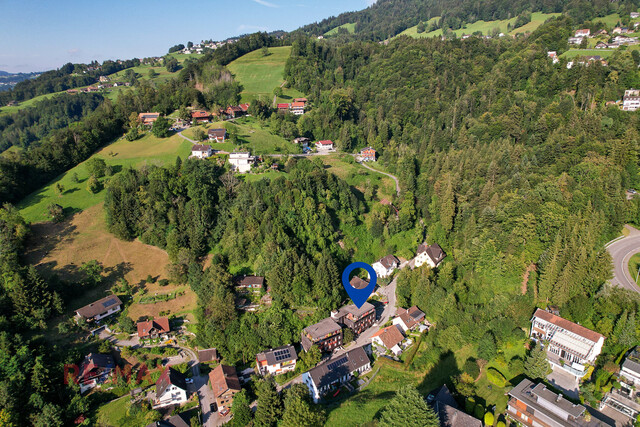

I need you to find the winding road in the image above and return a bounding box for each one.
[606,225,640,293]
[358,161,401,196]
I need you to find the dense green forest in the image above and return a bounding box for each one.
[298,0,640,40]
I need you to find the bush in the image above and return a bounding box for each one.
[159,279,169,286]
[465,397,475,413]
[484,411,494,426]
[486,367,507,387]
[86,157,107,178]
[474,403,484,419]
[497,421,506,427]
[463,358,480,379]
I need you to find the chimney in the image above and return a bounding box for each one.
[556,393,563,402]
[331,310,340,320]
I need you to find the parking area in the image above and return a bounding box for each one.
[546,365,579,400]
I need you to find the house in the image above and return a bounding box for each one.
[228,152,254,173]
[331,302,376,335]
[372,254,399,278]
[593,29,608,37]
[290,101,305,115]
[530,308,605,379]
[371,325,405,355]
[208,128,227,142]
[301,317,342,352]
[547,51,559,64]
[349,276,369,290]
[595,41,609,49]
[431,385,482,427]
[191,110,211,123]
[623,89,640,111]
[66,89,78,95]
[508,379,614,426]
[359,147,376,162]
[209,364,242,410]
[225,105,244,118]
[239,103,250,113]
[144,413,190,427]
[575,29,591,38]
[293,98,308,103]
[568,37,583,44]
[99,76,110,83]
[277,103,290,113]
[393,306,427,333]
[414,243,445,269]
[197,348,219,363]
[255,345,297,376]
[75,295,122,322]
[302,346,371,403]
[600,347,640,422]
[191,144,212,159]
[138,112,160,126]
[613,27,625,34]
[155,367,188,408]
[235,275,264,292]
[315,140,334,151]
[137,317,170,339]
[77,353,115,393]
[293,136,310,145]
[632,12,640,18]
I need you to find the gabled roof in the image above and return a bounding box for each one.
[192,144,211,152]
[360,147,376,153]
[277,103,290,109]
[337,302,375,320]
[293,98,307,102]
[303,318,342,340]
[191,110,210,118]
[417,243,445,264]
[145,413,190,427]
[291,102,305,108]
[79,353,114,380]
[197,348,219,363]
[137,317,170,338]
[532,308,604,343]
[235,275,264,288]
[209,364,241,398]
[256,344,297,366]
[349,276,369,290]
[76,295,122,319]
[375,254,399,270]
[397,306,425,329]
[208,128,227,137]
[372,325,404,349]
[306,346,370,389]
[156,367,187,399]
[239,103,250,111]
[316,140,333,145]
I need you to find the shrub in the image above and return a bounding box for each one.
[474,403,484,419]
[487,367,507,387]
[484,411,494,426]
[497,421,506,427]
[465,397,475,414]
[463,358,480,379]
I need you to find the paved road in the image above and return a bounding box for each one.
[606,225,640,293]
[358,161,401,196]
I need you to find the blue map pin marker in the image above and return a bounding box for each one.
[342,262,377,308]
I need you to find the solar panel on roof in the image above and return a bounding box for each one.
[327,357,348,371]
[101,298,117,307]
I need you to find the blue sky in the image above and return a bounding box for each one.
[0,0,375,73]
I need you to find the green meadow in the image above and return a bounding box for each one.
[325,22,356,36]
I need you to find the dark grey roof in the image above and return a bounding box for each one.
[337,302,375,320]
[145,414,190,427]
[75,295,122,319]
[426,243,445,264]
[256,345,297,365]
[156,367,187,399]
[376,254,399,269]
[235,275,264,287]
[432,385,482,427]
[303,318,341,340]
[622,357,640,376]
[434,385,458,408]
[307,346,370,389]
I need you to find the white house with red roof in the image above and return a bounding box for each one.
[371,325,405,355]
[574,29,591,38]
[315,140,334,151]
[530,308,605,379]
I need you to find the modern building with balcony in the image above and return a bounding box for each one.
[600,347,640,423]
[301,318,342,353]
[331,302,376,335]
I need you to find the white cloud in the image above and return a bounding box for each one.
[253,0,278,7]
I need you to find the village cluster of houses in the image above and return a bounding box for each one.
[180,39,237,55]
[568,26,640,48]
[277,98,308,115]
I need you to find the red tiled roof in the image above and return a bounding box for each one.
[317,140,333,145]
[372,325,404,349]
[277,103,290,109]
[293,98,307,103]
[291,102,305,108]
[239,103,250,111]
[191,110,210,118]
[137,317,170,338]
[209,364,241,398]
[532,309,604,343]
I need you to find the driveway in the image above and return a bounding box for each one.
[546,365,579,400]
[606,225,640,293]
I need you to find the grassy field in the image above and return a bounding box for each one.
[560,49,617,59]
[227,46,304,104]
[325,22,356,36]
[629,253,640,284]
[396,17,441,38]
[402,12,560,39]
[17,132,191,223]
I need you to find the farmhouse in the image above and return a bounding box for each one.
[191,144,212,159]
[77,353,115,393]
[235,275,264,291]
[191,110,211,123]
[359,147,376,162]
[255,345,297,376]
[277,103,290,113]
[372,254,399,278]
[209,364,242,410]
[530,308,605,379]
[315,140,334,151]
[547,51,559,64]
[290,101,305,115]
[155,367,188,408]
[414,243,445,269]
[302,346,371,403]
[137,317,170,339]
[207,128,227,142]
[228,152,254,173]
[239,103,250,113]
[138,112,160,126]
[393,306,428,333]
[371,325,405,355]
[623,89,640,111]
[595,41,609,49]
[331,301,376,335]
[225,105,244,118]
[75,295,122,322]
[301,317,342,352]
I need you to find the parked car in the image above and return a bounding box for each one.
[219,407,230,416]
[210,402,217,413]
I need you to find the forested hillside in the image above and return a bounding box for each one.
[299,0,640,40]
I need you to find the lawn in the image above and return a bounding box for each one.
[325,22,356,36]
[560,49,617,59]
[320,154,395,201]
[227,46,302,104]
[96,396,159,427]
[395,17,442,38]
[17,132,191,223]
[629,253,640,284]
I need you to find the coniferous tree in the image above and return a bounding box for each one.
[524,343,551,380]
[379,385,439,427]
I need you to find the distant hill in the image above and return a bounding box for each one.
[0,71,10,76]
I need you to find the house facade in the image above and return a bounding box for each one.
[372,254,399,278]
[393,306,427,333]
[359,147,376,162]
[575,29,591,37]
[208,128,227,142]
[209,364,241,411]
[507,379,613,426]
[155,367,188,408]
[137,317,170,339]
[530,308,605,379]
[75,295,122,322]
[371,325,405,355]
[623,89,640,111]
[228,152,253,173]
[414,243,445,269]
[302,346,371,403]
[600,347,640,422]
[331,302,376,335]
[315,140,334,151]
[256,345,297,376]
[191,144,212,159]
[301,317,342,352]
[290,101,305,115]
